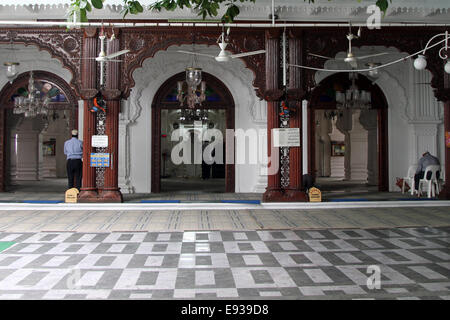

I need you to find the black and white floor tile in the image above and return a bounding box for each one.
[0,227,449,300]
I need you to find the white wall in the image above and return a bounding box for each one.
[122,44,267,193]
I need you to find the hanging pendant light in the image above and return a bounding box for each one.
[336,73,371,110]
[13,71,51,118]
[177,33,206,109]
[3,39,20,84]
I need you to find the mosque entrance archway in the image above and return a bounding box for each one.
[151,72,235,193]
[0,71,78,193]
[308,72,389,192]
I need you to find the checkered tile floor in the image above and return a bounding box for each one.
[0,227,449,300]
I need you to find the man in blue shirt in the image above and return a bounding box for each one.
[64,129,83,190]
[414,151,440,195]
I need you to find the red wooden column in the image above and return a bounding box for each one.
[262,29,284,202]
[100,28,123,202]
[285,29,308,201]
[440,100,450,199]
[438,81,450,200]
[78,28,99,202]
[0,108,5,192]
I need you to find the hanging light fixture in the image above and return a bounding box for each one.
[178,109,208,123]
[177,34,206,109]
[13,71,50,118]
[414,54,427,70]
[414,31,450,74]
[3,39,20,84]
[366,62,381,78]
[335,73,371,110]
[445,60,450,74]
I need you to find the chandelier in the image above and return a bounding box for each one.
[335,73,371,110]
[177,67,206,109]
[13,71,50,118]
[179,108,208,123]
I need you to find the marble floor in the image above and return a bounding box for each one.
[0,227,449,300]
[0,178,439,202]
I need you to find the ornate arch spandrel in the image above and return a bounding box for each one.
[120,27,265,99]
[0,28,82,95]
[302,27,447,97]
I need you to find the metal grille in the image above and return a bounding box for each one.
[280,101,290,188]
[280,32,290,189]
[95,110,107,188]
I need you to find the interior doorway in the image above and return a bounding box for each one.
[308,72,389,192]
[0,71,78,193]
[160,108,226,193]
[151,72,235,193]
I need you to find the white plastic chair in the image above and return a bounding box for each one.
[418,165,441,198]
[402,165,417,194]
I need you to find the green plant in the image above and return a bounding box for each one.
[68,0,393,23]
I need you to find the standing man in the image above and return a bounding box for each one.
[414,151,440,195]
[64,129,83,191]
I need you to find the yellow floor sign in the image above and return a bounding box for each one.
[65,188,79,203]
[309,187,322,202]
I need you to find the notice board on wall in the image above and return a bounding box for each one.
[272,128,300,147]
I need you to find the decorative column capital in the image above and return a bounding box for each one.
[287,28,303,39]
[105,27,121,39]
[80,89,99,100]
[262,89,284,102]
[101,89,122,100]
[265,29,281,39]
[435,88,450,102]
[287,88,306,101]
[84,27,98,38]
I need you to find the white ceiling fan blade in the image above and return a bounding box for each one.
[229,50,266,59]
[308,53,345,61]
[104,49,130,59]
[349,60,358,68]
[176,50,216,58]
[355,52,390,60]
[68,57,97,60]
[308,53,333,60]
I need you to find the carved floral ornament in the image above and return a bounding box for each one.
[0,28,83,95]
[120,28,265,99]
[0,24,448,104]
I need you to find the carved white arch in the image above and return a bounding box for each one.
[315,46,409,122]
[125,44,266,193]
[0,43,72,89]
[131,44,262,123]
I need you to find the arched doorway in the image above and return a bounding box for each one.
[0,71,78,192]
[151,72,235,193]
[308,72,389,192]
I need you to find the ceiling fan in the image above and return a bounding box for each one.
[177,28,266,62]
[70,29,130,86]
[308,23,389,68]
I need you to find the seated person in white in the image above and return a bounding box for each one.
[414,151,440,195]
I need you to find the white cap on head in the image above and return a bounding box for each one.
[71,129,78,136]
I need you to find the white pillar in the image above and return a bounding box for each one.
[359,109,378,185]
[336,109,353,181]
[302,100,308,175]
[349,110,368,181]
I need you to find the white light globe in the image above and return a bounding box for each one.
[445,60,450,74]
[414,55,427,70]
